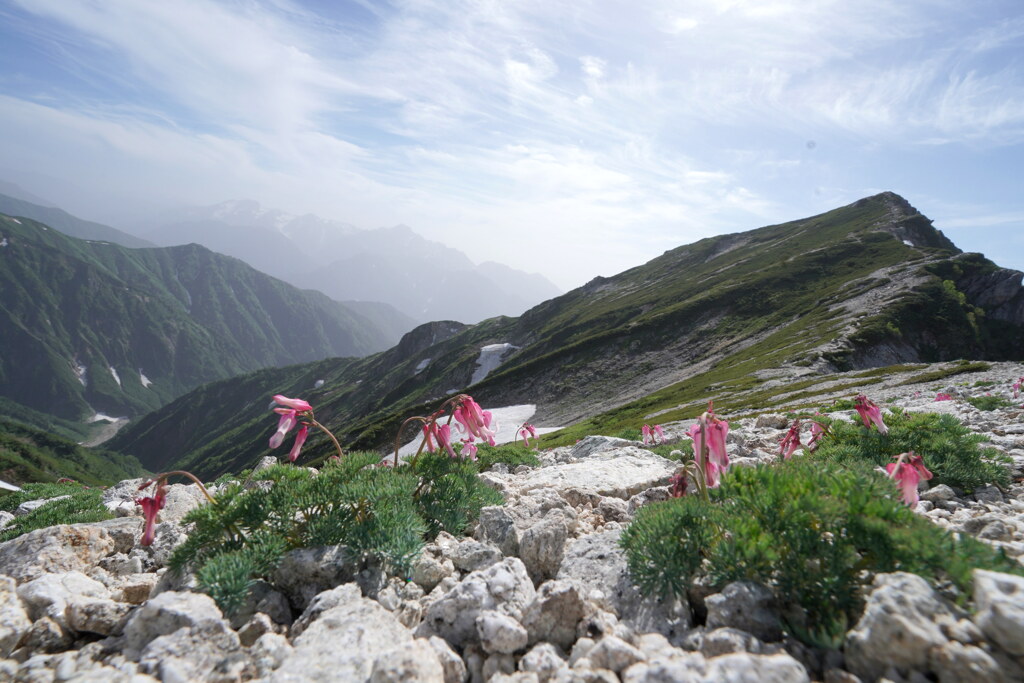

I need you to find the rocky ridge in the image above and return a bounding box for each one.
[1,362,1023,682]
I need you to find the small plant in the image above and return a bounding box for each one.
[157,393,503,614]
[666,405,730,498]
[474,443,540,471]
[517,423,539,448]
[810,408,1011,490]
[614,427,642,441]
[965,395,1014,411]
[0,481,112,542]
[641,424,665,445]
[621,459,1021,648]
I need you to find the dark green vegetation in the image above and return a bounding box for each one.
[0,212,412,422]
[0,482,113,542]
[965,395,1016,411]
[171,452,503,614]
[0,418,144,487]
[108,193,1024,479]
[810,408,1011,490]
[473,443,541,471]
[620,459,1021,648]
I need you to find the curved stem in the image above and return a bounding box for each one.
[394,416,429,467]
[158,470,217,505]
[310,419,343,460]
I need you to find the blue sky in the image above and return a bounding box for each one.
[0,0,1022,289]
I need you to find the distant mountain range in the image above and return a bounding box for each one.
[143,200,562,323]
[0,210,413,423]
[108,192,1024,479]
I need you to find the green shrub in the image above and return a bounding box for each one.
[621,459,1020,648]
[474,443,541,471]
[811,408,1010,490]
[965,395,1015,411]
[614,428,642,441]
[171,451,502,614]
[0,483,112,542]
[649,443,693,460]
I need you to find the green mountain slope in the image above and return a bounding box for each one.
[0,212,414,421]
[0,192,155,248]
[0,418,144,486]
[108,193,1024,479]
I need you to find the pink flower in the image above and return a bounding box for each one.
[288,425,309,462]
[885,452,934,508]
[668,471,687,498]
[454,396,497,446]
[135,480,167,546]
[269,409,297,448]
[1013,379,1021,399]
[705,459,722,488]
[642,424,653,445]
[643,424,665,445]
[808,420,825,451]
[653,425,665,443]
[422,423,438,453]
[935,393,953,402]
[854,395,888,435]
[519,423,538,448]
[462,440,478,460]
[272,395,312,412]
[779,421,801,459]
[436,424,458,458]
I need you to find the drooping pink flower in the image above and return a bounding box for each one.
[1013,378,1021,399]
[519,423,538,448]
[272,395,313,412]
[461,440,478,460]
[454,396,497,446]
[854,395,888,435]
[436,424,458,458]
[705,459,722,489]
[288,425,309,462]
[668,471,687,498]
[885,452,934,507]
[705,416,730,468]
[779,421,802,459]
[135,480,167,546]
[653,425,665,443]
[269,409,297,448]
[935,393,953,402]
[422,423,438,453]
[808,420,825,451]
[642,424,653,445]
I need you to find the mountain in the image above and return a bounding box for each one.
[0,212,415,422]
[0,192,155,249]
[145,201,561,323]
[108,193,1024,479]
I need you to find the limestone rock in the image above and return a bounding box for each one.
[519,642,567,683]
[477,610,529,654]
[138,618,243,681]
[17,571,110,627]
[519,516,569,585]
[973,569,1024,656]
[586,635,645,673]
[121,590,225,658]
[513,448,675,500]
[368,638,446,682]
[705,581,782,643]
[418,557,536,647]
[427,635,468,683]
[65,596,134,636]
[272,590,442,682]
[0,575,30,657]
[844,572,957,681]
[522,580,590,651]
[0,525,115,583]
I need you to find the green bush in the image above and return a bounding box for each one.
[811,408,1010,490]
[965,395,1015,411]
[614,428,642,441]
[474,443,541,471]
[0,483,112,542]
[621,459,1020,648]
[171,451,502,614]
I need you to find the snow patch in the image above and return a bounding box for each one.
[471,343,519,385]
[0,238,7,248]
[10,218,21,224]
[74,361,87,387]
[394,404,559,459]
[415,358,431,374]
[903,239,915,247]
[109,366,122,388]
[88,412,124,423]
[139,370,153,388]
[314,379,325,388]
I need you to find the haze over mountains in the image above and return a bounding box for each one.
[108,193,1024,479]
[142,200,562,324]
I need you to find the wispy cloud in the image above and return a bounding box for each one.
[0,0,1022,288]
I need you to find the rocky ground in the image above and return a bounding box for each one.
[0,362,1022,682]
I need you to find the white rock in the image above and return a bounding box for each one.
[17,571,110,627]
[477,610,529,654]
[973,569,1024,656]
[121,590,224,658]
[0,575,30,657]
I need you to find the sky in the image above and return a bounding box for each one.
[0,0,1022,290]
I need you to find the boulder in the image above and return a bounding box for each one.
[0,525,115,583]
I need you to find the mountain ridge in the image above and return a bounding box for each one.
[108,192,1024,479]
